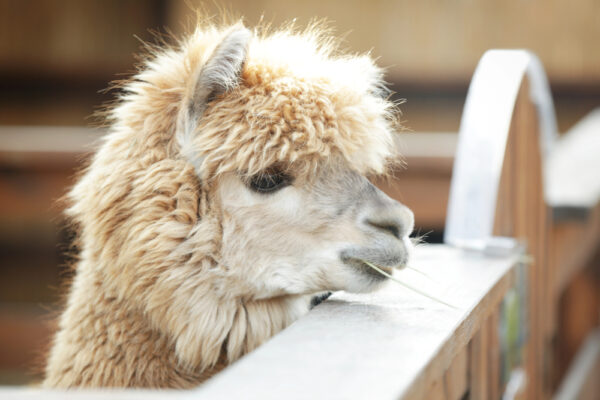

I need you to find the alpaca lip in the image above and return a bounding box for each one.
[340,246,407,277]
[340,253,403,279]
[352,259,395,280]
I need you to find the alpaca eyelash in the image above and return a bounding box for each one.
[247,171,293,193]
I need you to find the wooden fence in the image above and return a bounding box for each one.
[1,49,599,399]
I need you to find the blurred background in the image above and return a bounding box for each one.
[0,0,598,386]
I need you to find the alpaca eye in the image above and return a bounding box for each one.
[248,172,291,193]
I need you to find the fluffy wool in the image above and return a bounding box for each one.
[43,19,407,388]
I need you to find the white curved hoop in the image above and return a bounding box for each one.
[444,50,558,250]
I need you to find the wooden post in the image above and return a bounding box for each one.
[445,50,557,399]
[493,79,552,399]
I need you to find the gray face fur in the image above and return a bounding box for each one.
[217,166,414,298]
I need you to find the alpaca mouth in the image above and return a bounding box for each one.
[340,248,406,280]
[345,258,398,281]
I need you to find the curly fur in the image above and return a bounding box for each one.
[43,19,407,388]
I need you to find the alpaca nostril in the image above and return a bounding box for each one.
[366,219,401,239]
[364,201,413,239]
[362,181,414,240]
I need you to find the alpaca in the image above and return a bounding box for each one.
[44,21,414,388]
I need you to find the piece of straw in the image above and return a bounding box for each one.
[405,266,438,282]
[361,260,458,309]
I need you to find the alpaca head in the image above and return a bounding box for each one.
[175,24,414,297]
[66,22,413,369]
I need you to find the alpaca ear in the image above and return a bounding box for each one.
[178,27,251,172]
[189,27,251,118]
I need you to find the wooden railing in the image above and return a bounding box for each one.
[1,50,599,399]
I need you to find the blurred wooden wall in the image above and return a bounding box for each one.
[1,0,599,130]
[170,0,600,132]
[169,0,600,87]
[0,0,165,126]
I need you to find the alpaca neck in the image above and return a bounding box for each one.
[44,268,209,388]
[44,266,311,388]
[223,294,312,362]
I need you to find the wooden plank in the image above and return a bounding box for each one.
[500,80,550,399]
[554,268,600,388]
[553,205,600,293]
[396,132,458,160]
[425,379,445,400]
[424,347,469,400]
[0,126,101,154]
[546,108,600,212]
[487,310,500,399]
[443,346,468,400]
[469,326,489,400]
[0,126,100,169]
[555,329,600,400]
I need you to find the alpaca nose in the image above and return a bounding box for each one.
[364,192,414,239]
